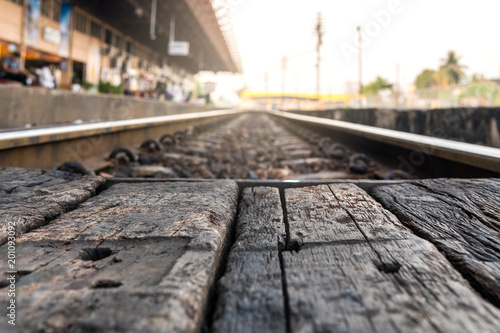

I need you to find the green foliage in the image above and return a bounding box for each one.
[82,81,94,91]
[413,50,468,89]
[463,81,496,99]
[72,76,82,85]
[363,76,393,96]
[195,81,204,97]
[98,80,111,93]
[111,84,123,95]
[470,73,486,83]
[415,69,438,89]
[438,50,467,86]
[98,80,123,95]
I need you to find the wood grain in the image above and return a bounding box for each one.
[285,185,366,244]
[212,250,285,333]
[370,178,500,306]
[0,181,238,333]
[232,187,286,251]
[284,241,500,333]
[285,184,411,246]
[212,187,286,333]
[0,167,104,245]
[283,184,500,333]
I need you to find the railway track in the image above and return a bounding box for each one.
[1,110,499,179]
[2,110,500,332]
[102,112,389,180]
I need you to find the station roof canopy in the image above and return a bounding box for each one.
[70,0,240,74]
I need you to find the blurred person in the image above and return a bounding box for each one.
[155,81,166,100]
[171,83,183,102]
[165,90,174,101]
[123,76,132,96]
[38,63,56,89]
[1,52,30,85]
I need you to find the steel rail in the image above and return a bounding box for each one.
[269,110,500,174]
[1,109,499,176]
[0,109,242,150]
[0,109,241,170]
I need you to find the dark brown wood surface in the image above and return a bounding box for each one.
[212,187,286,333]
[213,250,285,333]
[2,174,500,332]
[370,178,500,306]
[231,187,286,251]
[0,167,104,245]
[0,181,238,332]
[283,184,500,333]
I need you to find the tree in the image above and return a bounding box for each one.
[470,73,486,83]
[415,69,438,89]
[438,50,467,86]
[363,76,393,96]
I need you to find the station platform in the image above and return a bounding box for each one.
[1,167,499,332]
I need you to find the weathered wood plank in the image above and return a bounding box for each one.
[285,185,365,244]
[283,184,500,333]
[330,184,414,241]
[0,181,238,332]
[13,182,238,249]
[0,167,104,244]
[232,187,286,251]
[285,184,410,246]
[284,241,500,333]
[212,187,286,333]
[370,178,500,306]
[212,250,285,333]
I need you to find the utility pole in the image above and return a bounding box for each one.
[395,63,400,108]
[357,26,363,97]
[282,55,287,109]
[315,13,324,109]
[264,71,269,110]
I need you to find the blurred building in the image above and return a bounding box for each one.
[0,0,240,93]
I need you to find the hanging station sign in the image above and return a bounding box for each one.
[168,41,190,56]
[167,16,189,56]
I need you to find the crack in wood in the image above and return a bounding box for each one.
[278,244,292,333]
[0,181,240,332]
[280,183,500,332]
[211,187,286,333]
[328,186,388,268]
[91,279,123,289]
[278,187,294,333]
[0,168,105,244]
[202,187,240,333]
[278,187,292,250]
[370,179,500,308]
[78,247,113,261]
[375,261,402,274]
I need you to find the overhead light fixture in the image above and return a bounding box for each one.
[135,7,144,18]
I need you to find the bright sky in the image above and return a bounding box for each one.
[221,0,500,95]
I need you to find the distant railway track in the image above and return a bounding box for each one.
[1,110,499,179]
[0,109,241,170]
[269,110,500,178]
